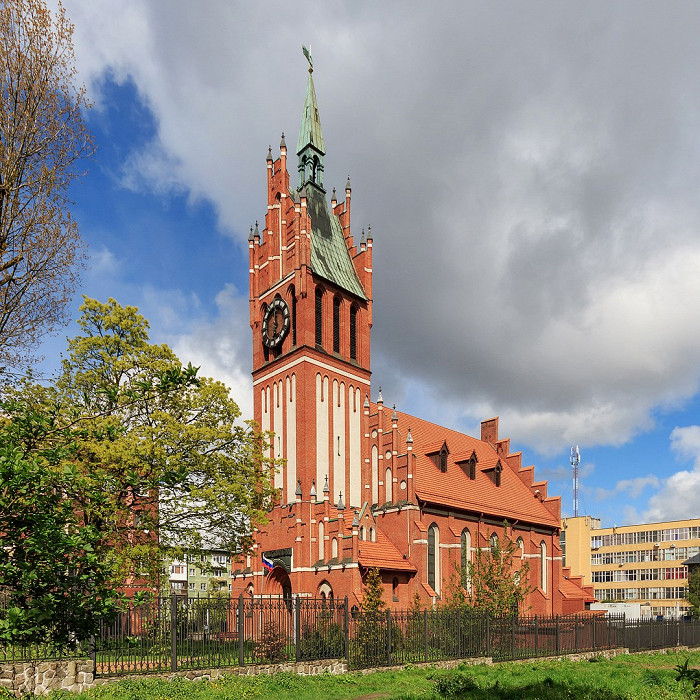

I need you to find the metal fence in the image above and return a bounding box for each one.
[4,596,700,675]
[92,597,626,674]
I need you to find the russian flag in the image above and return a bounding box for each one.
[262,554,274,573]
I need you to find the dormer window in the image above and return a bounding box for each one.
[484,460,502,487]
[427,441,450,472]
[457,450,478,480]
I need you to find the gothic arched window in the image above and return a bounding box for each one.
[428,523,440,594]
[349,305,357,360]
[315,287,323,346]
[333,296,341,353]
[540,541,547,593]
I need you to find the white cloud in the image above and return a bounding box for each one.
[592,475,660,502]
[170,284,253,420]
[639,426,700,522]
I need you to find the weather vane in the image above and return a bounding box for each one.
[302,44,313,72]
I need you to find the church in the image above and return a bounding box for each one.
[230,56,594,615]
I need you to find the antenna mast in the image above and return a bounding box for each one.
[570,445,581,517]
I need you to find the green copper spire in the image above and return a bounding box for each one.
[297,46,325,190]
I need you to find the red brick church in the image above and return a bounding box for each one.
[231,56,594,615]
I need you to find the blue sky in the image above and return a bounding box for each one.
[34,1,700,528]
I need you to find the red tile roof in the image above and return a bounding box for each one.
[357,531,417,572]
[386,407,560,529]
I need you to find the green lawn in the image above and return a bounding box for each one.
[38,649,700,699]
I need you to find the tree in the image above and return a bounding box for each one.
[361,567,386,614]
[688,568,700,618]
[0,297,276,643]
[0,0,91,367]
[450,523,532,617]
[0,401,120,646]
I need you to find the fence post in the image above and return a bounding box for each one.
[386,608,392,665]
[555,615,560,656]
[592,615,596,651]
[534,615,538,657]
[621,613,626,650]
[294,596,301,661]
[238,595,244,666]
[170,594,178,672]
[89,634,96,677]
[457,608,461,658]
[344,596,350,667]
[485,614,491,658]
[511,615,516,660]
[574,614,578,652]
[424,609,428,663]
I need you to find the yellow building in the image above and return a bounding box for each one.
[562,516,700,618]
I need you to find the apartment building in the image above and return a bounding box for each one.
[167,550,232,598]
[562,515,700,618]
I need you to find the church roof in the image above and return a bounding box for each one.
[297,70,325,155]
[387,407,560,529]
[357,531,417,572]
[304,185,367,299]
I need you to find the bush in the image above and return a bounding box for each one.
[432,670,479,698]
[253,621,287,663]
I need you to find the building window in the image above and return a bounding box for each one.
[490,533,498,555]
[360,526,365,541]
[428,523,439,594]
[385,467,393,502]
[439,447,447,472]
[290,286,297,346]
[392,577,399,602]
[540,541,547,593]
[331,537,338,560]
[461,529,471,572]
[369,527,375,542]
[350,305,357,360]
[318,520,324,562]
[315,287,323,346]
[333,296,341,353]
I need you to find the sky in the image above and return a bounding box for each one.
[32,0,700,528]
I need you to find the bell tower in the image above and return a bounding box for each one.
[250,51,373,509]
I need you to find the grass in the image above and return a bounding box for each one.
[32,649,700,699]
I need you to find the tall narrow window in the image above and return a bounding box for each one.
[291,287,297,346]
[333,296,341,353]
[385,467,393,502]
[461,528,472,592]
[461,529,471,573]
[540,541,547,593]
[349,305,357,360]
[318,520,324,562]
[315,287,323,346]
[428,523,439,593]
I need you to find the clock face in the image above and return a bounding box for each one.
[262,298,290,348]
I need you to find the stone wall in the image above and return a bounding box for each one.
[0,660,94,697]
[0,657,347,696]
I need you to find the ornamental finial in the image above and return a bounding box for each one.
[302,45,313,72]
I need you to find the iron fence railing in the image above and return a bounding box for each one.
[4,595,700,674]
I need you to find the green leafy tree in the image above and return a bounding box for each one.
[361,567,387,614]
[0,297,275,643]
[0,404,118,645]
[464,523,532,617]
[688,568,700,618]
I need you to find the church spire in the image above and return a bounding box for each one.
[297,46,325,190]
